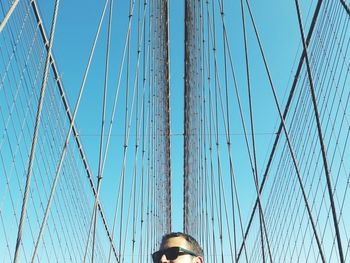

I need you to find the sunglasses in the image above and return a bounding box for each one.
[152,246,198,262]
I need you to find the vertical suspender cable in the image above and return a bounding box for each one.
[164,0,172,233]
[183,0,190,232]
[137,0,148,254]
[218,0,240,257]
[119,1,149,257]
[145,1,152,257]
[239,1,267,262]
[131,1,142,262]
[216,4,259,259]
[205,3,219,262]
[145,1,152,258]
[13,1,60,262]
[118,3,134,261]
[90,0,114,261]
[210,1,227,261]
[295,1,344,262]
[200,1,212,259]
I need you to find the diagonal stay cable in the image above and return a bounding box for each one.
[3,2,90,260]
[0,12,45,260]
[271,2,329,261]
[340,0,350,16]
[276,6,337,258]
[278,5,332,257]
[242,1,327,262]
[298,7,348,261]
[271,4,341,257]
[237,0,325,262]
[29,0,119,258]
[0,0,19,33]
[237,1,324,259]
[30,0,114,261]
[295,1,345,262]
[13,0,60,262]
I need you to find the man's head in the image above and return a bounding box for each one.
[152,232,204,263]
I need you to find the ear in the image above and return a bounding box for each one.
[194,256,204,263]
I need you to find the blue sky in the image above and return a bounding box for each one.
[4,0,343,261]
[33,0,313,232]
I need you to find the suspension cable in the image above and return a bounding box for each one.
[13,1,60,261]
[295,1,344,262]
[237,1,324,258]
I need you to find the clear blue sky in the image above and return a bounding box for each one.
[34,0,312,231]
[2,0,335,261]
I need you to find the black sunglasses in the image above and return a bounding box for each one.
[152,246,198,262]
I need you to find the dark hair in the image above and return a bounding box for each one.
[160,232,204,257]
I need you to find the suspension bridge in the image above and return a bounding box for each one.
[0,0,350,262]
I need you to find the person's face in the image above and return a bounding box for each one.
[158,236,203,263]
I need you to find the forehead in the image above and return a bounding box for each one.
[161,236,191,250]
